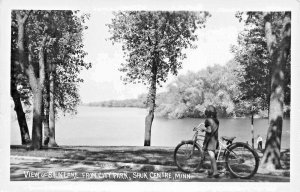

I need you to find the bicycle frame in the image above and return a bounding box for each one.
[192,128,230,162]
[215,139,229,162]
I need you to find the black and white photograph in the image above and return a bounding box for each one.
[1,0,300,191]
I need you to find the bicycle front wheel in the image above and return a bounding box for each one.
[174,141,203,173]
[225,142,259,179]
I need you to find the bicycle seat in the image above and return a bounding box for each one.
[221,136,236,142]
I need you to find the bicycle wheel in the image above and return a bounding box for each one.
[225,142,259,179]
[174,141,203,173]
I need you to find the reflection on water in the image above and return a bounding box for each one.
[11,106,290,149]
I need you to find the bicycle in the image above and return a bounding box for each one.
[174,123,260,179]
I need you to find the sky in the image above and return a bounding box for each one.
[79,11,245,103]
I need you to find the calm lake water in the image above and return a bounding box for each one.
[11,106,290,149]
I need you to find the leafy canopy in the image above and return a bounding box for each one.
[107,11,210,86]
[232,12,290,112]
[11,10,91,114]
[155,60,241,119]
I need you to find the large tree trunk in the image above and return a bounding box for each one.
[11,82,31,145]
[16,11,45,149]
[43,78,50,146]
[31,88,44,149]
[16,11,47,150]
[261,12,291,170]
[48,67,58,147]
[28,37,47,150]
[144,57,158,146]
[43,51,50,146]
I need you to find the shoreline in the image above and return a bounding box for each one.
[79,105,291,120]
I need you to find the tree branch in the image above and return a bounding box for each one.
[16,10,32,76]
[22,10,32,23]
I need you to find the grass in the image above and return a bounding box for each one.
[10,145,290,178]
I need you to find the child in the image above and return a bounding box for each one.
[200,105,219,178]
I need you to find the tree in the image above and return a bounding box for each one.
[235,12,291,169]
[12,10,90,149]
[43,61,50,145]
[11,13,31,145]
[108,11,210,146]
[14,10,47,149]
[233,12,273,148]
[155,61,241,119]
[232,13,272,113]
[10,74,31,145]
[54,12,91,115]
[41,11,91,147]
[234,12,291,112]
[49,12,90,147]
[261,12,291,170]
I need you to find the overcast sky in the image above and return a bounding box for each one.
[79,11,244,103]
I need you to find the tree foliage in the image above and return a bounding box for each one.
[233,12,291,114]
[51,11,91,114]
[232,14,271,111]
[107,11,210,87]
[87,95,147,108]
[156,61,243,119]
[12,10,91,115]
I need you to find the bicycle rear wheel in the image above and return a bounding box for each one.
[225,142,259,179]
[174,141,203,173]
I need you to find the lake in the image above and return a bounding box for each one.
[10,106,290,149]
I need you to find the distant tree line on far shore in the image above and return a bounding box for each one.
[85,61,290,119]
[86,96,147,108]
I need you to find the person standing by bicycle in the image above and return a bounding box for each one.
[257,135,263,150]
[200,105,219,178]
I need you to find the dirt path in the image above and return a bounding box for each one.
[10,145,290,182]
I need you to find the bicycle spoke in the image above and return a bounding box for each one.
[174,142,203,173]
[226,145,259,178]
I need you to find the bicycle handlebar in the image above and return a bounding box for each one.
[193,123,205,131]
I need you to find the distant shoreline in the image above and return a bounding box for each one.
[80,105,291,120]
